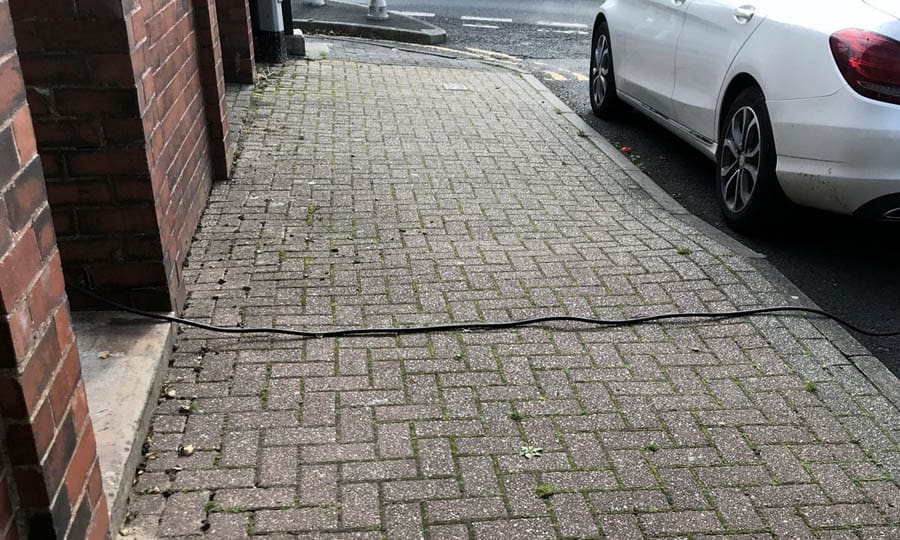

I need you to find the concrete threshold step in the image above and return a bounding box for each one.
[73,312,174,534]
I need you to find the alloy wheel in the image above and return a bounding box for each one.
[591,35,611,106]
[720,106,762,213]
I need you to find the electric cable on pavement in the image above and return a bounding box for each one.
[72,285,900,340]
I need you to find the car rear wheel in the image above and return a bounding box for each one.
[716,88,787,232]
[590,22,623,118]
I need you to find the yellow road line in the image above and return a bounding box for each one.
[545,71,567,81]
[465,47,520,61]
[571,72,589,82]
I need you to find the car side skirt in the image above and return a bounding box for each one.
[617,91,718,160]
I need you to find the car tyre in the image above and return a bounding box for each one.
[590,22,623,118]
[716,88,787,232]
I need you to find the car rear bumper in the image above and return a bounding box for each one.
[768,87,900,216]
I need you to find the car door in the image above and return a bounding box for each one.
[671,0,768,141]
[615,0,693,119]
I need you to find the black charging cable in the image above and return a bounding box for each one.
[70,285,899,339]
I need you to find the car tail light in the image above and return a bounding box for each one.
[830,29,900,105]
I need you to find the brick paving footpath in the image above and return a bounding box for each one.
[121,39,900,538]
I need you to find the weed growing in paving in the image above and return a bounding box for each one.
[306,206,318,225]
[535,484,559,499]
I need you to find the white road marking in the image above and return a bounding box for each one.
[461,15,514,23]
[536,20,589,29]
[549,29,590,35]
[463,23,500,29]
[393,11,435,18]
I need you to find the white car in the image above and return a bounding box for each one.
[589,0,900,231]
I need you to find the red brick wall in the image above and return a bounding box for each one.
[217,0,256,83]
[10,0,170,310]
[10,0,232,312]
[193,0,234,179]
[0,1,108,537]
[125,0,225,310]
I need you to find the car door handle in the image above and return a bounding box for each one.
[734,5,756,23]
[672,0,686,5]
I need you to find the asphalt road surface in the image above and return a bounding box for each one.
[350,1,900,376]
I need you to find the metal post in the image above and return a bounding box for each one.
[367,0,388,20]
[256,0,287,63]
[283,0,306,56]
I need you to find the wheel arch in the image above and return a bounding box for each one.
[717,74,763,139]
[592,13,608,45]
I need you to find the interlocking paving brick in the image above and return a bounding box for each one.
[206,512,250,538]
[502,473,547,517]
[800,503,886,528]
[808,463,866,503]
[551,493,599,538]
[746,483,829,507]
[259,446,298,487]
[122,39,900,539]
[158,490,210,537]
[383,479,460,502]
[599,513,644,539]
[459,456,501,497]
[377,422,414,459]
[542,470,617,492]
[762,507,816,539]
[215,487,294,509]
[425,497,507,523]
[254,507,339,533]
[709,487,764,530]
[302,443,376,463]
[341,483,380,529]
[418,437,456,478]
[473,517,556,539]
[640,511,723,535]
[698,465,773,487]
[610,449,658,488]
[263,426,336,446]
[385,503,423,540]
[590,489,670,513]
[659,468,710,510]
[299,464,338,505]
[220,430,259,467]
[342,459,418,482]
[174,469,255,490]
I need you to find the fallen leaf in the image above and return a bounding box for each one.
[98,351,111,359]
[178,444,195,457]
[519,446,544,459]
